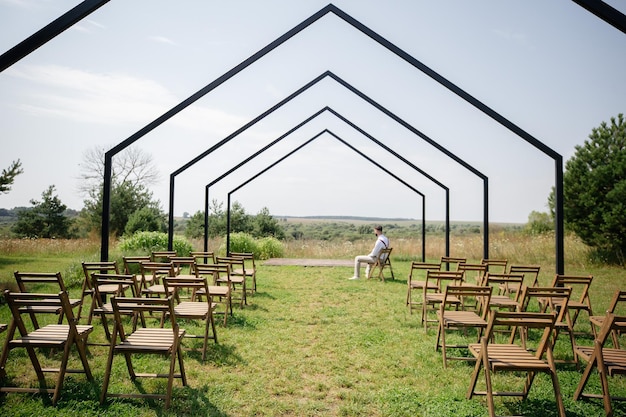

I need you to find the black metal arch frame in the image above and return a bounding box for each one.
[8,2,619,273]
[202,106,450,262]
[97,4,564,270]
[166,72,477,258]
[224,129,424,256]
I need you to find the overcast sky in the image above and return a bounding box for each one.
[1,1,625,223]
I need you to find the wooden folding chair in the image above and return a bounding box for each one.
[574,313,626,416]
[230,252,258,292]
[79,261,122,323]
[194,263,234,325]
[151,250,177,262]
[458,263,487,286]
[552,274,594,336]
[367,247,394,281]
[422,270,464,331]
[13,271,81,327]
[406,261,441,315]
[481,258,508,274]
[436,285,492,368]
[191,251,216,265]
[466,310,566,417]
[163,275,218,360]
[508,264,541,288]
[481,272,524,313]
[0,290,94,405]
[590,290,626,348]
[440,256,466,271]
[518,286,577,366]
[139,262,177,299]
[101,295,187,409]
[91,273,143,341]
[215,256,247,307]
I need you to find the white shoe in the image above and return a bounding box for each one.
[348,276,359,280]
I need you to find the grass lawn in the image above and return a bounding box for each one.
[1,256,626,416]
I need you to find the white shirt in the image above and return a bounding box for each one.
[368,234,389,258]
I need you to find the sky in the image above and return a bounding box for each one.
[1,0,625,224]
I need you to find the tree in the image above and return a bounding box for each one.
[0,159,24,194]
[524,210,553,235]
[12,185,73,238]
[253,207,285,239]
[230,201,253,234]
[184,210,206,239]
[124,206,167,235]
[79,146,164,236]
[561,113,626,263]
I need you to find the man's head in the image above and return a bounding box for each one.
[374,225,383,235]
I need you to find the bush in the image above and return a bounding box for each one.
[227,232,258,254]
[257,236,284,259]
[119,231,193,256]
[220,232,284,260]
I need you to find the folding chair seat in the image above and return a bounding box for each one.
[100,296,187,409]
[215,256,247,307]
[139,262,177,299]
[13,271,81,327]
[79,261,123,323]
[194,263,234,325]
[518,286,577,366]
[367,247,394,281]
[590,290,626,348]
[91,273,143,341]
[422,270,464,331]
[480,258,508,274]
[230,252,258,292]
[552,274,594,336]
[163,275,218,360]
[466,310,566,417]
[406,261,441,315]
[440,256,466,271]
[436,285,492,368]
[0,291,94,405]
[574,313,626,416]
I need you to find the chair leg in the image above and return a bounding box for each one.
[546,347,566,417]
[481,340,496,417]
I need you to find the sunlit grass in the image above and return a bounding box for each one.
[0,232,623,416]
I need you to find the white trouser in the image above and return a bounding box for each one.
[354,255,376,278]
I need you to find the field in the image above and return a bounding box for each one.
[0,227,625,416]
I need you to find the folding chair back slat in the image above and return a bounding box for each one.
[440,256,466,271]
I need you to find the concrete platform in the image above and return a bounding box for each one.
[262,258,352,267]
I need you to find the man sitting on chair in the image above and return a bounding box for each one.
[349,225,389,280]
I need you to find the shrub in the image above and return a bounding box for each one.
[118,231,193,256]
[257,236,284,259]
[227,232,258,254]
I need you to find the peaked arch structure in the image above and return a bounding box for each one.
[165,72,482,258]
[94,4,563,272]
[223,129,425,256]
[202,110,441,261]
